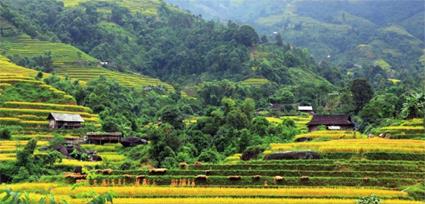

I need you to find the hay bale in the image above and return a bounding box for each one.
[228,175,241,181]
[204,170,211,176]
[300,176,309,183]
[363,177,370,183]
[149,168,167,175]
[195,175,208,181]
[252,175,261,181]
[64,172,87,180]
[97,169,113,175]
[179,162,188,170]
[274,176,284,182]
[193,161,203,169]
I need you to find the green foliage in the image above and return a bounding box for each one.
[0,128,12,139]
[198,148,222,163]
[351,79,374,113]
[8,52,54,72]
[88,192,114,204]
[49,134,66,147]
[357,195,381,204]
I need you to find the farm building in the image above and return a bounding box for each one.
[86,132,123,144]
[298,106,314,114]
[307,115,355,132]
[47,113,84,129]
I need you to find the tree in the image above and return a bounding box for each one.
[275,33,283,46]
[351,79,374,113]
[401,92,425,118]
[235,25,259,47]
[0,128,12,140]
[261,35,268,44]
[149,124,182,167]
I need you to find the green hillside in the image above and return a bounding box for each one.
[0,34,173,91]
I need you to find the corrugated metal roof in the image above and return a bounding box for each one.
[307,115,353,126]
[48,113,84,122]
[298,106,313,111]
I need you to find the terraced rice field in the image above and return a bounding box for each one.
[240,77,271,86]
[1,183,422,204]
[0,34,173,90]
[62,0,163,16]
[55,66,174,91]
[268,138,425,154]
[266,115,312,131]
[293,130,366,141]
[376,118,425,139]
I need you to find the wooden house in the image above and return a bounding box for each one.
[307,115,355,132]
[47,113,84,129]
[86,132,122,145]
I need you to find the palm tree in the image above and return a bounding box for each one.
[401,92,425,119]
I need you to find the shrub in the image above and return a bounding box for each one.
[241,145,265,161]
[198,149,222,163]
[0,128,12,139]
[357,195,381,204]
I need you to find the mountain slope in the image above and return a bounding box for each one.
[0,0,335,88]
[166,0,425,81]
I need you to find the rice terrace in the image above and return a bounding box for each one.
[0,0,424,204]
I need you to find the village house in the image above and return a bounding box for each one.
[86,132,123,145]
[47,113,84,129]
[307,115,355,132]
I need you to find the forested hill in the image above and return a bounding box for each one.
[0,0,334,88]
[166,0,425,84]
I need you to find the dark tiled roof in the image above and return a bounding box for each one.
[48,113,84,122]
[307,115,354,126]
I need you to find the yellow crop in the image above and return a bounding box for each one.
[0,183,58,192]
[68,198,424,204]
[51,186,407,198]
[56,159,101,167]
[269,138,425,153]
[294,130,366,140]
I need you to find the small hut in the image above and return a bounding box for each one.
[86,132,122,144]
[307,115,354,132]
[47,113,84,129]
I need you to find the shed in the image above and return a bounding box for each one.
[307,115,354,132]
[86,132,122,145]
[47,113,84,129]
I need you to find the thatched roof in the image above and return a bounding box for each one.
[307,115,353,126]
[48,113,84,122]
